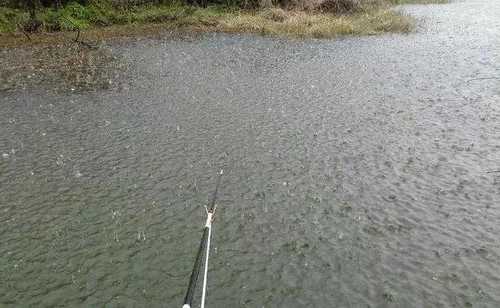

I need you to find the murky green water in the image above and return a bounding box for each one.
[1,1,500,307]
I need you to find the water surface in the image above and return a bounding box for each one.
[1,1,500,307]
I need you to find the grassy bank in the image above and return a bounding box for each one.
[0,1,418,44]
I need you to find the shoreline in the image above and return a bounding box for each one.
[0,1,448,92]
[0,4,415,48]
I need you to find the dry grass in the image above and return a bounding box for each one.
[217,8,413,38]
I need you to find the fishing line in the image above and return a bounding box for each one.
[182,169,224,308]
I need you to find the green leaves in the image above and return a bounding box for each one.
[0,7,28,32]
[59,2,92,30]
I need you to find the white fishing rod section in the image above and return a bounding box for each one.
[182,169,224,308]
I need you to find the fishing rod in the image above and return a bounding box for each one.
[183,169,224,308]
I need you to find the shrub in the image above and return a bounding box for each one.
[0,7,26,32]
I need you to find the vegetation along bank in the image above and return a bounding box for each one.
[0,0,448,44]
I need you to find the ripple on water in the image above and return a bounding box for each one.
[1,0,500,307]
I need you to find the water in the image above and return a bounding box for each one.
[1,1,500,307]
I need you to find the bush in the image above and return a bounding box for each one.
[39,3,92,31]
[0,7,28,32]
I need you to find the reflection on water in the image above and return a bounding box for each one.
[1,1,500,307]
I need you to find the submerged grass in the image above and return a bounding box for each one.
[0,42,125,92]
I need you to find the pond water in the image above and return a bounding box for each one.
[1,0,499,307]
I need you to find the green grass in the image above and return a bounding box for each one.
[1,2,235,33]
